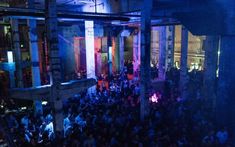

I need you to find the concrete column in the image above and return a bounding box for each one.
[96,51,102,75]
[80,38,86,71]
[133,29,140,73]
[85,21,95,79]
[119,35,124,72]
[114,37,120,72]
[138,30,141,67]
[28,21,41,86]
[217,36,235,134]
[166,26,175,70]
[85,21,96,95]
[11,19,23,88]
[27,0,42,116]
[9,65,15,88]
[215,2,235,142]
[95,37,102,75]
[180,26,188,99]
[158,26,167,79]
[111,38,117,72]
[203,36,219,111]
[108,33,112,76]
[94,25,104,75]
[140,0,152,120]
[45,0,63,135]
[27,9,43,115]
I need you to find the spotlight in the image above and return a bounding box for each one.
[42,101,48,105]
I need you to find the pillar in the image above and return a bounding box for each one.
[133,29,140,73]
[9,64,15,88]
[85,21,95,79]
[112,38,117,72]
[217,36,235,134]
[179,26,188,99]
[107,32,112,76]
[140,0,152,120]
[85,21,96,94]
[11,19,23,88]
[119,35,124,72]
[41,32,49,83]
[95,37,102,75]
[138,30,141,68]
[28,20,41,87]
[114,37,120,72]
[203,36,219,111]
[5,50,16,88]
[158,26,167,79]
[45,0,63,135]
[216,2,235,142]
[80,38,86,71]
[27,0,42,116]
[166,26,175,70]
[28,21,43,114]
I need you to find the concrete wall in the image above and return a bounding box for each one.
[58,25,83,80]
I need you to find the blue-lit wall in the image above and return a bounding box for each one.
[59,25,84,80]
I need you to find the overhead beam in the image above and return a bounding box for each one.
[0,6,130,21]
[60,79,96,98]
[10,85,50,101]
[9,79,96,101]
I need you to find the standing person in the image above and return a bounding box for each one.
[64,114,73,138]
[44,114,55,141]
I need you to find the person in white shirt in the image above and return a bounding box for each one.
[44,114,54,140]
[75,113,86,132]
[21,115,30,129]
[63,114,72,138]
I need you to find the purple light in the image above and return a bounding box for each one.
[149,93,159,103]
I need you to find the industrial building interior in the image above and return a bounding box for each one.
[0,0,234,146]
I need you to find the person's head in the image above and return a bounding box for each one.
[45,114,53,123]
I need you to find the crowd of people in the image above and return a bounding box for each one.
[1,66,234,147]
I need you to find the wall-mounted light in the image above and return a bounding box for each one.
[42,101,48,105]
[7,51,13,63]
